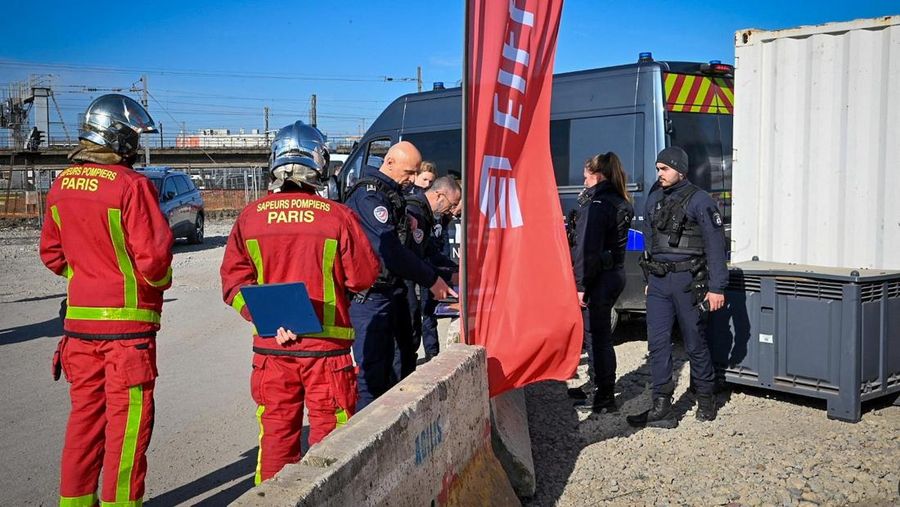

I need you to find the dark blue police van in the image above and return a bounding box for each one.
[335,55,733,322]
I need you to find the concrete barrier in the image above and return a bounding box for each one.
[490,388,536,498]
[233,344,519,506]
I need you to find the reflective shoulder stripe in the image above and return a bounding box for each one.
[108,208,138,308]
[321,239,338,328]
[59,493,98,507]
[246,239,264,284]
[231,291,247,314]
[66,306,161,324]
[306,325,354,340]
[145,266,172,288]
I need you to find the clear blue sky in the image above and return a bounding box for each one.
[1,1,896,141]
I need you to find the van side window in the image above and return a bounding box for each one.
[367,139,391,168]
[402,129,462,177]
[551,114,644,187]
[550,120,570,186]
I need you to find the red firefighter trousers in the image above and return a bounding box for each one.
[251,352,357,484]
[57,336,157,507]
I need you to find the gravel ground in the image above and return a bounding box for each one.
[3,218,898,505]
[524,318,900,506]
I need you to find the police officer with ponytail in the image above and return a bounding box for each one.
[570,152,634,413]
[626,146,727,428]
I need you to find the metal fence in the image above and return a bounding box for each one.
[0,166,268,221]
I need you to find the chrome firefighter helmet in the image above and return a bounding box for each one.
[269,120,330,191]
[79,94,157,155]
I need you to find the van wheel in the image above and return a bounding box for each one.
[610,309,619,334]
[188,214,204,244]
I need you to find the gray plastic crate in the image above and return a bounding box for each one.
[709,261,900,422]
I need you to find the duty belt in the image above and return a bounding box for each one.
[641,255,704,276]
[253,347,351,358]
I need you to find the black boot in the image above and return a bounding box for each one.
[577,384,617,413]
[626,395,677,429]
[696,392,718,421]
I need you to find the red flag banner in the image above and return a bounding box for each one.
[463,0,581,396]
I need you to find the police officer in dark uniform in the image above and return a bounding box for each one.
[626,146,727,428]
[398,176,461,375]
[570,152,634,413]
[344,141,456,410]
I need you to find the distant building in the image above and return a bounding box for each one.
[176,128,271,148]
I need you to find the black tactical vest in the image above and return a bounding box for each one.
[599,189,634,266]
[404,193,435,255]
[650,183,705,256]
[345,177,409,286]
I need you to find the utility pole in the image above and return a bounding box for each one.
[310,94,317,128]
[417,66,423,93]
[159,122,163,148]
[140,74,149,165]
[264,106,270,143]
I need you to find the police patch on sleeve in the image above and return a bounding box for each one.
[373,206,389,223]
[413,228,425,244]
[708,208,723,228]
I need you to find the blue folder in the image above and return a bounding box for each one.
[240,282,323,337]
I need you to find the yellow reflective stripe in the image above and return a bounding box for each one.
[100,499,143,506]
[664,72,678,97]
[716,77,734,103]
[50,205,73,280]
[674,75,695,112]
[108,209,138,309]
[60,493,98,507]
[246,239,264,284]
[66,306,160,324]
[51,204,62,228]
[255,405,265,486]
[144,267,172,288]
[306,325,355,340]
[231,291,247,314]
[335,407,349,428]
[116,385,143,504]
[321,239,338,328]
[691,77,712,113]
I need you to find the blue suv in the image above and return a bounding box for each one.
[138,167,205,244]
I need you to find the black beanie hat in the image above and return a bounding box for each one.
[656,146,689,175]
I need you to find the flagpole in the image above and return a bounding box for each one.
[459,0,470,345]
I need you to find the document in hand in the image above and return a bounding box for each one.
[240,282,323,337]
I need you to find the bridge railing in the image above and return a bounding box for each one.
[0,166,269,220]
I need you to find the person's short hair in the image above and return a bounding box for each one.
[430,175,461,195]
[419,160,438,175]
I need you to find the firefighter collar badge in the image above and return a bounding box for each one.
[373,205,389,223]
[433,223,442,238]
[413,228,425,244]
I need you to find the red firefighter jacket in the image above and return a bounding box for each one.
[40,163,174,338]
[220,188,380,353]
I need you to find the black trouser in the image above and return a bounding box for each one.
[583,268,626,389]
[646,270,715,396]
[392,281,419,381]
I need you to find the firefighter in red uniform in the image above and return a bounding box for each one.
[40,94,173,507]
[220,121,380,484]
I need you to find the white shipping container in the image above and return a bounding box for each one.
[731,16,900,270]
